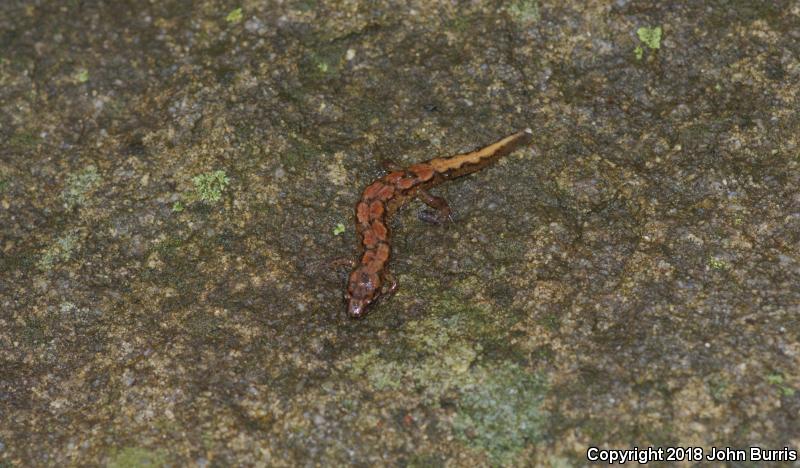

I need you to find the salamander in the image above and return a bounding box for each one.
[345,128,533,318]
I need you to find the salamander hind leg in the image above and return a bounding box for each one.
[381,159,404,172]
[416,190,453,224]
[381,270,399,297]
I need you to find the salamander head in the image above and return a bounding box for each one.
[346,296,370,318]
[345,267,381,318]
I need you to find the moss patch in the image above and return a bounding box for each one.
[225,7,242,24]
[191,170,229,204]
[38,232,80,270]
[507,0,540,24]
[766,374,795,397]
[635,26,662,60]
[62,165,101,210]
[637,26,662,50]
[346,307,548,462]
[9,131,41,152]
[332,222,345,236]
[106,447,167,468]
[74,68,89,83]
[452,362,547,464]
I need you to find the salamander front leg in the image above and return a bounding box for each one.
[381,270,399,297]
[372,270,399,307]
[416,190,453,224]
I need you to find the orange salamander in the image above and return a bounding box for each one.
[345,129,533,318]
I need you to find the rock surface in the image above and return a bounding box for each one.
[1,1,798,465]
